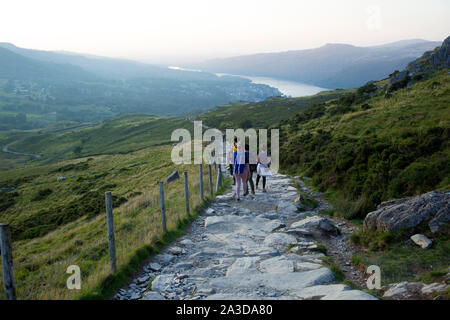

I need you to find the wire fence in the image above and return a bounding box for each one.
[0,163,226,300]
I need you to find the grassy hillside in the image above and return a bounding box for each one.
[0,143,226,299]
[0,114,193,165]
[280,70,449,219]
[195,89,353,130]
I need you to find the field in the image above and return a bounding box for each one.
[0,114,194,165]
[195,89,354,130]
[0,142,226,299]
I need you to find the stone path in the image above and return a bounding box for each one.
[115,174,377,300]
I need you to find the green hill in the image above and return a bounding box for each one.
[1,114,193,164]
[279,70,449,219]
[0,47,98,82]
[195,89,354,130]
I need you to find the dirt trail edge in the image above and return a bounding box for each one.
[115,174,377,300]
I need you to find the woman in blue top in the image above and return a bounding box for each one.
[233,142,249,201]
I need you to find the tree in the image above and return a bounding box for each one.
[73,146,83,155]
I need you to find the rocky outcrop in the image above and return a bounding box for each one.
[407,35,450,74]
[383,280,449,300]
[387,35,449,93]
[363,191,450,233]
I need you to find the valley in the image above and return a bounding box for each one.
[0,36,449,301]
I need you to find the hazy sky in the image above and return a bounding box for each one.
[1,0,449,64]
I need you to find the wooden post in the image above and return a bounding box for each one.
[184,171,190,216]
[105,192,117,273]
[208,164,213,197]
[199,164,204,200]
[215,164,221,192]
[0,223,16,300]
[159,182,167,233]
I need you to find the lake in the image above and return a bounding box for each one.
[215,73,328,97]
[234,75,328,97]
[168,66,328,98]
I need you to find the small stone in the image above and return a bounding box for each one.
[198,288,216,294]
[168,246,183,255]
[383,281,424,298]
[155,253,176,264]
[142,291,165,300]
[263,233,297,249]
[421,283,448,295]
[137,275,150,284]
[152,274,176,292]
[148,262,162,271]
[180,239,194,246]
[410,234,433,249]
[129,292,141,300]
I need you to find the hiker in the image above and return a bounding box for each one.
[228,137,238,185]
[233,142,248,201]
[244,143,257,196]
[256,147,271,192]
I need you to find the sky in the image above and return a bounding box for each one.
[1,0,449,64]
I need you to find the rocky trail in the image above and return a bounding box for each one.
[115,174,377,300]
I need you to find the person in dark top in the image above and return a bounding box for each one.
[244,144,256,196]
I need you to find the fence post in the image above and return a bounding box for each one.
[0,223,16,300]
[216,164,222,192]
[208,164,213,197]
[105,192,117,273]
[159,182,167,233]
[184,171,190,216]
[199,164,204,200]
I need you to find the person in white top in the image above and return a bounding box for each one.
[256,147,271,193]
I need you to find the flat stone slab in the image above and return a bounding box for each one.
[264,233,298,249]
[226,257,260,276]
[295,262,323,272]
[290,216,325,229]
[152,274,176,292]
[154,253,176,265]
[259,256,294,274]
[322,290,378,300]
[201,268,336,294]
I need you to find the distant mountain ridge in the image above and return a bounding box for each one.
[193,39,442,89]
[0,42,223,80]
[0,46,98,82]
[0,43,280,128]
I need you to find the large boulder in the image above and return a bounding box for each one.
[363,191,450,233]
